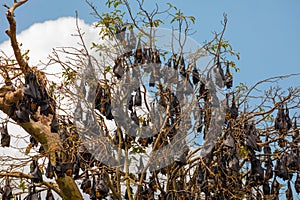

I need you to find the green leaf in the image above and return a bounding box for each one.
[187,16,196,24]
[105,66,111,73]
[113,0,121,8]
[166,2,173,8]
[153,19,164,27]
[19,179,26,192]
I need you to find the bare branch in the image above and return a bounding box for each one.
[5,0,30,73]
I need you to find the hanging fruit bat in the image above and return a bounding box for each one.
[125,134,134,148]
[134,38,143,64]
[30,136,38,147]
[16,100,30,122]
[113,129,124,149]
[166,57,172,68]
[271,178,280,196]
[158,87,168,108]
[152,49,161,64]
[287,151,298,170]
[245,126,259,152]
[286,181,293,200]
[95,84,103,111]
[250,156,264,184]
[274,105,285,133]
[1,123,10,148]
[81,172,92,194]
[197,164,205,184]
[192,65,200,85]
[142,48,151,65]
[263,181,270,195]
[115,26,126,45]
[275,157,289,180]
[130,111,139,125]
[104,101,114,120]
[278,138,285,148]
[72,154,80,179]
[39,99,55,116]
[178,55,187,78]
[95,85,114,120]
[46,189,55,200]
[96,175,109,197]
[54,162,65,178]
[228,153,239,174]
[149,176,158,191]
[39,145,45,154]
[172,54,178,70]
[174,152,187,166]
[1,178,13,199]
[125,186,133,199]
[141,187,154,199]
[134,87,142,106]
[214,60,225,88]
[223,131,235,148]
[90,175,97,200]
[50,115,58,133]
[46,161,54,179]
[174,146,189,166]
[295,173,300,193]
[265,162,273,180]
[224,63,233,89]
[149,72,155,87]
[223,94,230,124]
[196,106,204,133]
[64,162,73,177]
[198,80,208,99]
[146,136,153,146]
[170,93,180,117]
[30,159,43,183]
[128,28,136,50]
[138,136,152,147]
[23,72,42,100]
[25,186,41,200]
[230,94,238,119]
[103,89,113,120]
[203,101,212,140]
[113,57,124,79]
[292,119,299,142]
[166,122,177,141]
[285,105,292,131]
[128,94,134,111]
[263,143,271,155]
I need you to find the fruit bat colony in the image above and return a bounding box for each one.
[0,26,299,200]
[86,27,300,199]
[0,12,299,200]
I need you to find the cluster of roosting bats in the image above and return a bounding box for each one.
[0,27,300,199]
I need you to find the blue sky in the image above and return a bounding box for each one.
[1,0,300,84]
[1,0,299,88]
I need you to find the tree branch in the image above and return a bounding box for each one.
[5,0,30,73]
[0,171,62,197]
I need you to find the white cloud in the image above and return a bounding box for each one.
[0,17,100,68]
[0,16,104,122]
